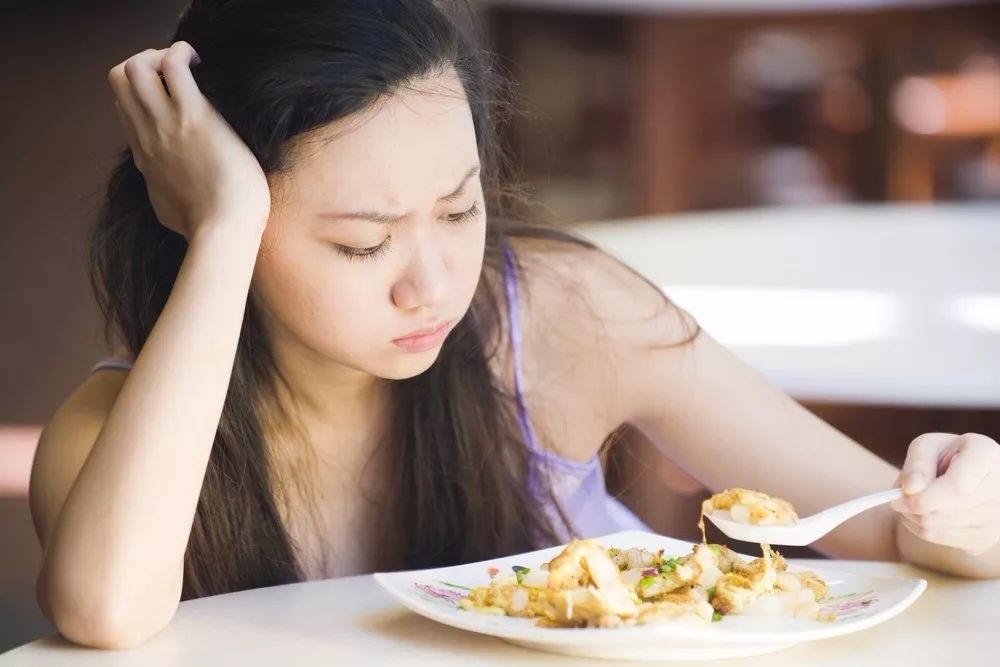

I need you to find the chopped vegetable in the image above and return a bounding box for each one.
[659,557,679,574]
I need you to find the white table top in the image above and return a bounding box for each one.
[1,560,994,665]
[574,203,1000,409]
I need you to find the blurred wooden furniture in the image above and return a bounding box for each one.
[482,0,1000,219]
[890,68,1000,200]
[481,0,993,9]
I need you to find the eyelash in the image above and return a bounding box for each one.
[335,202,482,263]
[445,201,481,225]
[336,236,392,263]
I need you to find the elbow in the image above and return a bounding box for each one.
[38,567,176,650]
[55,613,156,651]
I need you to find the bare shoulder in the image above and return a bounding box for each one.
[505,233,699,460]
[29,366,129,545]
[509,233,697,358]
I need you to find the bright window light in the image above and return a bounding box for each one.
[664,286,902,347]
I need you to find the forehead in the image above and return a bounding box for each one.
[280,69,480,211]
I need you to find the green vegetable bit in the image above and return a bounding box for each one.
[512,565,530,584]
[639,576,657,589]
[659,557,680,574]
[712,612,723,622]
[708,544,722,556]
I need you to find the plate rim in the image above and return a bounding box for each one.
[373,530,927,646]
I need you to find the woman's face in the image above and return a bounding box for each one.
[254,68,486,380]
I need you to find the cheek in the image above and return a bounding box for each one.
[254,249,386,348]
[451,221,487,290]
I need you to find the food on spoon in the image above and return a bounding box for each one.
[698,488,798,542]
[703,488,798,525]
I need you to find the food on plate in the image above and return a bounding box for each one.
[459,489,828,628]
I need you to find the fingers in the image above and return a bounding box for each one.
[107,42,207,165]
[107,60,144,123]
[898,435,998,514]
[123,49,172,118]
[108,42,203,123]
[896,432,952,499]
[159,41,204,110]
[892,434,1000,556]
[899,498,1000,532]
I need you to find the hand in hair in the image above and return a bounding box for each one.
[107,41,271,240]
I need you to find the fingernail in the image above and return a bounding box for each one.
[903,472,926,494]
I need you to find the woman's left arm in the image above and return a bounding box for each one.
[524,242,1000,578]
[605,279,1000,577]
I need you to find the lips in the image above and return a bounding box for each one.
[398,321,447,339]
[392,320,452,353]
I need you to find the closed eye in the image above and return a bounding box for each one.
[333,202,480,263]
[335,237,391,262]
[446,202,481,225]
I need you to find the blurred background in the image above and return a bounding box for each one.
[488,0,1000,218]
[1,0,998,652]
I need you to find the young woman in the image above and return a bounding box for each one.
[29,0,1000,651]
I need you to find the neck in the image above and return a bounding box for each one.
[269,337,390,435]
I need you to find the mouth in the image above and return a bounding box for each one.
[392,320,453,353]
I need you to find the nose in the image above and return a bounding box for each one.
[391,240,448,312]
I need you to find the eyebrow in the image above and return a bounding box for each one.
[317,164,481,224]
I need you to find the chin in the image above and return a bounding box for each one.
[371,347,444,381]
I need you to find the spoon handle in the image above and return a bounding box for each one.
[814,488,904,523]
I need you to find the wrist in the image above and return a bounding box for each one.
[189,218,266,252]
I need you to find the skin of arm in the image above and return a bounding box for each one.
[517,241,1000,578]
[31,225,265,649]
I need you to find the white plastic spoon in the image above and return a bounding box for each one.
[704,488,904,546]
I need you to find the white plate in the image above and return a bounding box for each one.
[374,530,926,661]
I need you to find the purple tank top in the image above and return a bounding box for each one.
[91,244,648,544]
[500,244,648,542]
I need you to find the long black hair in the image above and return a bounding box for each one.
[91,0,579,598]
[91,0,700,599]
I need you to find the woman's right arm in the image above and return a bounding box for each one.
[29,42,271,650]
